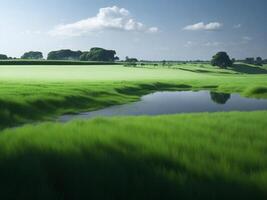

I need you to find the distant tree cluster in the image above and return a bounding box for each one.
[80,48,118,62]
[47,50,83,60]
[211,52,233,68]
[21,51,43,60]
[125,57,138,63]
[244,57,263,66]
[46,48,118,62]
[0,54,8,60]
[123,57,139,67]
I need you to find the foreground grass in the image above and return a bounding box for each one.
[0,64,267,128]
[0,112,267,199]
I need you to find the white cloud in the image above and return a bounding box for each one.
[49,6,158,37]
[21,30,42,35]
[242,36,252,41]
[204,41,221,46]
[184,41,196,48]
[148,27,159,33]
[184,41,223,48]
[241,36,253,44]
[183,22,223,31]
[233,24,242,29]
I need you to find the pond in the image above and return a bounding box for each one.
[58,91,267,122]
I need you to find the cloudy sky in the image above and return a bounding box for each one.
[0,0,266,60]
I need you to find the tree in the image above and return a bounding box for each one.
[211,52,232,68]
[80,48,117,62]
[125,57,138,63]
[47,49,83,60]
[0,54,8,60]
[245,57,255,65]
[256,57,263,66]
[231,58,236,64]
[21,51,43,59]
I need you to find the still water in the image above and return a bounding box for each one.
[59,91,267,122]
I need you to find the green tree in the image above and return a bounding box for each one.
[0,54,8,60]
[245,57,255,65]
[125,57,138,63]
[80,48,117,62]
[21,51,43,59]
[256,57,263,66]
[231,58,236,64]
[47,50,83,60]
[211,52,232,68]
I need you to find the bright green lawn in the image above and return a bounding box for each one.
[0,64,267,128]
[0,112,266,199]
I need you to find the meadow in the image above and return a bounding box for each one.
[1,63,267,128]
[0,112,267,199]
[0,63,267,199]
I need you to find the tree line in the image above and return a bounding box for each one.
[0,49,266,67]
[0,47,119,62]
[211,52,266,68]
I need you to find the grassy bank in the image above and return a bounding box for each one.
[0,64,267,128]
[0,112,267,199]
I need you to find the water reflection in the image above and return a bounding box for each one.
[59,91,267,122]
[210,92,231,104]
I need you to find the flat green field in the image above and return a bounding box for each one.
[1,64,267,128]
[0,63,267,199]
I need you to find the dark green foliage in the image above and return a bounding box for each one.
[0,54,8,60]
[124,57,138,67]
[47,49,83,60]
[232,63,267,74]
[243,57,264,65]
[245,58,255,64]
[80,48,117,62]
[211,52,232,68]
[256,57,263,66]
[231,58,236,64]
[123,62,137,67]
[125,56,138,62]
[210,92,231,104]
[21,51,43,59]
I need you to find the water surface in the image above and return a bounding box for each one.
[59,91,267,122]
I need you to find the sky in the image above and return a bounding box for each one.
[0,0,266,60]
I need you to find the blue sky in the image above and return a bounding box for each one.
[0,0,266,60]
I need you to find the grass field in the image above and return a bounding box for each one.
[0,63,267,199]
[0,64,267,128]
[0,112,267,199]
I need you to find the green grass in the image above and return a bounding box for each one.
[0,112,267,199]
[0,64,267,128]
[0,59,118,65]
[1,64,267,199]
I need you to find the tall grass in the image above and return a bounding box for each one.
[0,112,267,199]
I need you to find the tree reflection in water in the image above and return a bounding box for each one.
[210,92,231,104]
